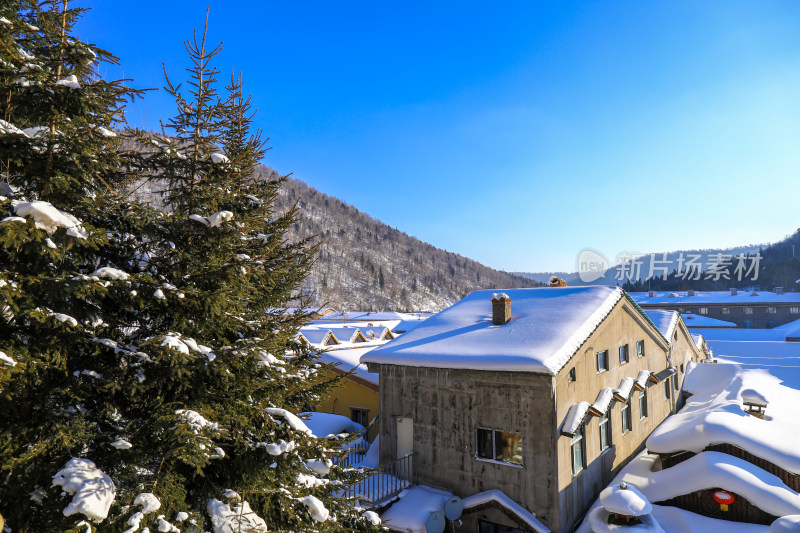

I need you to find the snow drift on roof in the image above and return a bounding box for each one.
[462,490,550,533]
[363,286,625,374]
[647,363,800,474]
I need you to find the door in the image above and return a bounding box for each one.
[396,416,413,458]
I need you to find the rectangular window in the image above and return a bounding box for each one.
[568,367,576,382]
[664,380,671,400]
[791,307,800,315]
[639,389,648,418]
[476,427,522,465]
[636,340,645,358]
[744,320,754,329]
[699,307,708,315]
[767,307,777,314]
[599,411,611,451]
[673,373,679,391]
[722,307,730,315]
[596,350,609,372]
[350,408,368,427]
[743,307,753,315]
[621,402,632,433]
[570,425,586,474]
[619,344,629,364]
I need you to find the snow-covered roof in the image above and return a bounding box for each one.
[690,334,706,351]
[579,449,799,533]
[314,310,432,322]
[296,328,338,346]
[380,486,453,533]
[561,401,591,437]
[589,388,615,417]
[461,490,550,533]
[318,346,380,386]
[614,377,635,402]
[631,290,800,305]
[681,313,737,328]
[599,482,652,517]
[324,327,367,344]
[647,363,800,474]
[643,310,679,342]
[300,412,364,438]
[363,286,625,375]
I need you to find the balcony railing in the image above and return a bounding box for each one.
[345,453,417,504]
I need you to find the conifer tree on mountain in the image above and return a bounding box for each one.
[0,3,378,531]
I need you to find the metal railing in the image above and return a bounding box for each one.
[335,442,370,468]
[346,452,417,504]
[363,415,379,444]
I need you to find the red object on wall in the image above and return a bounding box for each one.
[713,491,734,505]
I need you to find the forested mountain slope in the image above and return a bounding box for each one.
[264,167,539,311]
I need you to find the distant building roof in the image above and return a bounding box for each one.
[318,346,380,387]
[631,290,800,306]
[681,313,736,328]
[363,286,626,375]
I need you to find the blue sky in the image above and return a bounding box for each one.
[77,1,800,272]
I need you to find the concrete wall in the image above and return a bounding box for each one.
[372,364,559,530]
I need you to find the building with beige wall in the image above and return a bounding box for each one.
[363,286,702,533]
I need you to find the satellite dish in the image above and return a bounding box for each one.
[426,511,445,533]
[444,496,463,520]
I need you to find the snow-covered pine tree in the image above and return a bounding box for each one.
[0,3,379,532]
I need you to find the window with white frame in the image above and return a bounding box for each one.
[621,401,632,433]
[571,425,586,474]
[636,340,645,358]
[599,411,612,451]
[476,427,522,465]
[596,350,609,372]
[638,389,648,418]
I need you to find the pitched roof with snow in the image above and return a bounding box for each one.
[643,309,679,342]
[362,286,625,375]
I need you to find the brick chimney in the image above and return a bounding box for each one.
[549,276,567,287]
[491,293,511,325]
